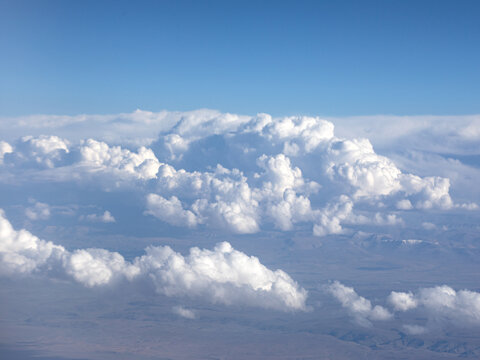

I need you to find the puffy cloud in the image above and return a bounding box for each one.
[152,163,259,233]
[389,285,480,327]
[313,196,354,237]
[0,141,13,163]
[7,135,70,169]
[249,114,335,155]
[396,199,413,210]
[25,201,51,221]
[388,291,418,311]
[145,194,198,228]
[0,210,307,312]
[326,281,392,326]
[78,139,160,180]
[326,138,402,197]
[255,154,319,230]
[64,248,139,287]
[400,175,453,210]
[147,153,323,233]
[173,306,196,319]
[83,210,116,223]
[1,109,475,237]
[136,241,308,311]
[0,209,65,275]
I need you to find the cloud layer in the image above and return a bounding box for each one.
[2,109,476,237]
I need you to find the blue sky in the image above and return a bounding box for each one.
[1,0,479,116]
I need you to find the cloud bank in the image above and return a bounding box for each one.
[389,285,480,328]
[0,209,307,312]
[2,109,476,237]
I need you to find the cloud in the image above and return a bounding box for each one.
[152,163,259,233]
[78,139,161,180]
[83,210,116,223]
[388,285,480,328]
[135,241,307,311]
[25,201,51,221]
[145,194,198,228]
[0,209,307,311]
[249,114,335,155]
[326,281,392,326]
[0,141,13,164]
[6,135,70,169]
[402,324,427,335]
[388,291,418,311]
[396,199,413,210]
[173,306,196,319]
[0,209,65,275]
[1,110,476,237]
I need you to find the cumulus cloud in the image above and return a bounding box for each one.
[6,135,70,169]
[396,199,413,210]
[1,110,476,237]
[82,210,116,223]
[0,210,307,311]
[0,141,13,164]
[326,281,392,326]
[145,194,198,228]
[173,306,196,319]
[152,163,259,233]
[78,139,160,180]
[0,209,65,275]
[388,285,480,327]
[25,201,51,221]
[249,114,335,155]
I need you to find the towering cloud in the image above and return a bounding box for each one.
[0,110,476,237]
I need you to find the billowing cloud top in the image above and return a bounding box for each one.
[1,109,476,236]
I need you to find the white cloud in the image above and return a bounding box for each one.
[326,281,392,326]
[8,135,70,169]
[83,210,116,223]
[249,114,335,154]
[173,306,196,319]
[64,248,139,287]
[136,241,308,311]
[0,209,65,275]
[389,285,480,327]
[0,141,13,164]
[153,163,259,234]
[388,291,418,311]
[145,194,198,228]
[25,201,51,221]
[396,199,413,210]
[1,109,476,237]
[0,210,307,312]
[326,138,402,198]
[78,139,160,180]
[313,196,354,237]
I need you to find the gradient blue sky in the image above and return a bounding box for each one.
[1,0,479,116]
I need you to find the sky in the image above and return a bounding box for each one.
[1,1,480,360]
[1,0,480,116]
